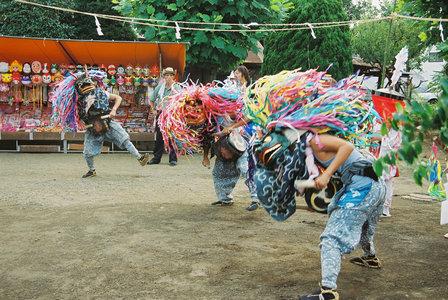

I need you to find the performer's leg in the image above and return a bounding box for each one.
[237,151,259,210]
[359,181,386,258]
[382,179,393,216]
[106,121,150,166]
[320,208,367,290]
[122,139,141,159]
[82,131,103,177]
[212,159,240,204]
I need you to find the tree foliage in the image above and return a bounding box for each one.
[0,0,135,40]
[0,0,76,39]
[351,19,426,87]
[114,0,284,80]
[261,0,352,80]
[68,0,136,41]
[373,1,448,185]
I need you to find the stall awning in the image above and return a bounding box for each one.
[0,35,187,75]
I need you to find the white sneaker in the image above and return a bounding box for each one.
[381,213,391,218]
[444,233,448,239]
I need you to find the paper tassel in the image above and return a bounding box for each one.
[390,47,408,89]
[439,22,445,42]
[175,22,181,40]
[94,15,104,36]
[306,23,316,39]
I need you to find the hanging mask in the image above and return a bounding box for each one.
[117,65,125,75]
[22,62,31,74]
[42,74,52,84]
[142,77,150,87]
[150,65,160,77]
[76,65,83,72]
[52,71,64,83]
[134,76,142,87]
[2,73,12,83]
[21,75,31,86]
[100,64,106,72]
[134,65,142,75]
[31,74,42,85]
[10,60,23,73]
[12,72,21,85]
[142,66,150,77]
[0,62,9,73]
[125,65,133,76]
[109,75,117,86]
[108,64,116,76]
[31,61,42,74]
[117,75,124,86]
[124,75,133,86]
[68,64,76,72]
[50,64,58,74]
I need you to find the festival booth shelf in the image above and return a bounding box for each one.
[0,35,187,151]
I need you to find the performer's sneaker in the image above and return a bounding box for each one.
[349,255,382,269]
[148,158,160,165]
[82,170,96,178]
[138,153,151,166]
[169,161,177,166]
[245,201,259,211]
[299,286,339,300]
[211,200,234,206]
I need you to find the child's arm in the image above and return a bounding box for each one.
[310,134,354,190]
[108,93,122,117]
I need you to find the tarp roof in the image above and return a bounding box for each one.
[0,35,187,75]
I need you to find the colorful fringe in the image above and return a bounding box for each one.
[50,71,107,131]
[244,69,380,147]
[158,82,244,156]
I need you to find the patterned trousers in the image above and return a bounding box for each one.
[320,180,386,289]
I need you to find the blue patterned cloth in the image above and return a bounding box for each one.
[78,88,111,124]
[254,135,308,221]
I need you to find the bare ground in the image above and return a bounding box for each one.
[0,153,447,300]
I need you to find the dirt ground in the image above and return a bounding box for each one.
[0,153,447,300]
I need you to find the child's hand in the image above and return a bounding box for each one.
[314,172,331,190]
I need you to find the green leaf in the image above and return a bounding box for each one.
[214,15,223,23]
[418,31,427,42]
[207,0,219,4]
[146,5,155,15]
[211,37,226,49]
[373,159,383,177]
[144,27,156,40]
[271,4,280,12]
[380,122,388,136]
[193,31,208,44]
[167,3,177,11]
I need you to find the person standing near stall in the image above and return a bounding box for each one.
[149,67,180,166]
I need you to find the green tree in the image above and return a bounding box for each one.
[261,0,352,80]
[341,0,382,19]
[114,0,283,81]
[351,19,425,88]
[69,0,136,41]
[373,1,448,185]
[0,0,135,41]
[0,0,76,39]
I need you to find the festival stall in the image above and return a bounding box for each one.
[0,35,186,151]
